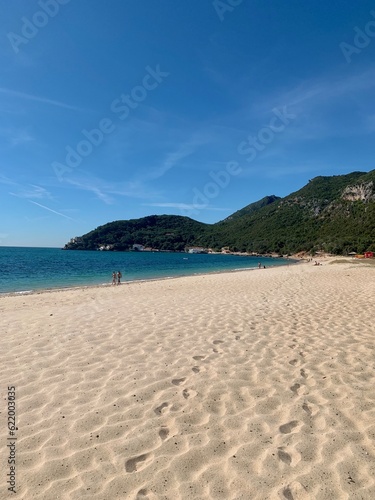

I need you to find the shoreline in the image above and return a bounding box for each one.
[0,259,299,298]
[3,254,373,298]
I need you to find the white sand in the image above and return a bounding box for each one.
[1,260,375,499]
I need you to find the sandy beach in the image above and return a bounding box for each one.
[1,259,375,499]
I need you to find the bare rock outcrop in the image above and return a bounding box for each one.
[341,181,374,202]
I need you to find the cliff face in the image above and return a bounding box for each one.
[341,181,374,202]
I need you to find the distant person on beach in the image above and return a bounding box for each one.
[117,271,122,285]
[258,262,261,269]
[112,271,117,285]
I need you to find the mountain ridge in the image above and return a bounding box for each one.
[64,169,375,255]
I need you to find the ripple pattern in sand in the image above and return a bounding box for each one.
[0,264,374,498]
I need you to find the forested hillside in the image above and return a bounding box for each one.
[64,170,375,255]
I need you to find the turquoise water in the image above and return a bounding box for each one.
[0,247,291,293]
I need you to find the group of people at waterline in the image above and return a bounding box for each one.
[112,271,122,285]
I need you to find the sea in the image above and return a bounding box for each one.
[0,247,292,294]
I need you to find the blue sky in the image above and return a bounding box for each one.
[1,0,375,247]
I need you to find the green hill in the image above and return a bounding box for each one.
[203,170,375,254]
[64,170,375,255]
[64,215,208,252]
[222,195,280,221]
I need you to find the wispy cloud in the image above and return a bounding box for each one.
[0,127,34,146]
[263,68,375,114]
[142,143,197,182]
[5,180,75,220]
[10,184,53,200]
[233,67,375,150]
[143,202,230,211]
[65,178,114,205]
[158,144,196,178]
[0,174,17,186]
[139,132,215,183]
[28,201,75,220]
[0,87,82,111]
[60,173,162,203]
[10,130,34,146]
[143,202,198,210]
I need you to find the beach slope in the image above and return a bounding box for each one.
[1,261,374,499]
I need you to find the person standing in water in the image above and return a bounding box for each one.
[117,270,122,285]
[112,271,117,285]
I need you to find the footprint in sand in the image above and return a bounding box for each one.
[213,340,224,345]
[289,359,298,366]
[279,420,299,434]
[302,401,318,417]
[277,446,301,468]
[300,368,307,378]
[235,335,241,340]
[154,402,169,415]
[193,355,206,361]
[158,427,169,440]
[192,366,200,373]
[136,488,155,500]
[290,383,301,395]
[302,402,311,415]
[280,481,309,500]
[277,448,292,466]
[281,486,294,500]
[172,378,186,386]
[136,489,148,499]
[182,388,197,399]
[212,348,219,353]
[125,453,152,473]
